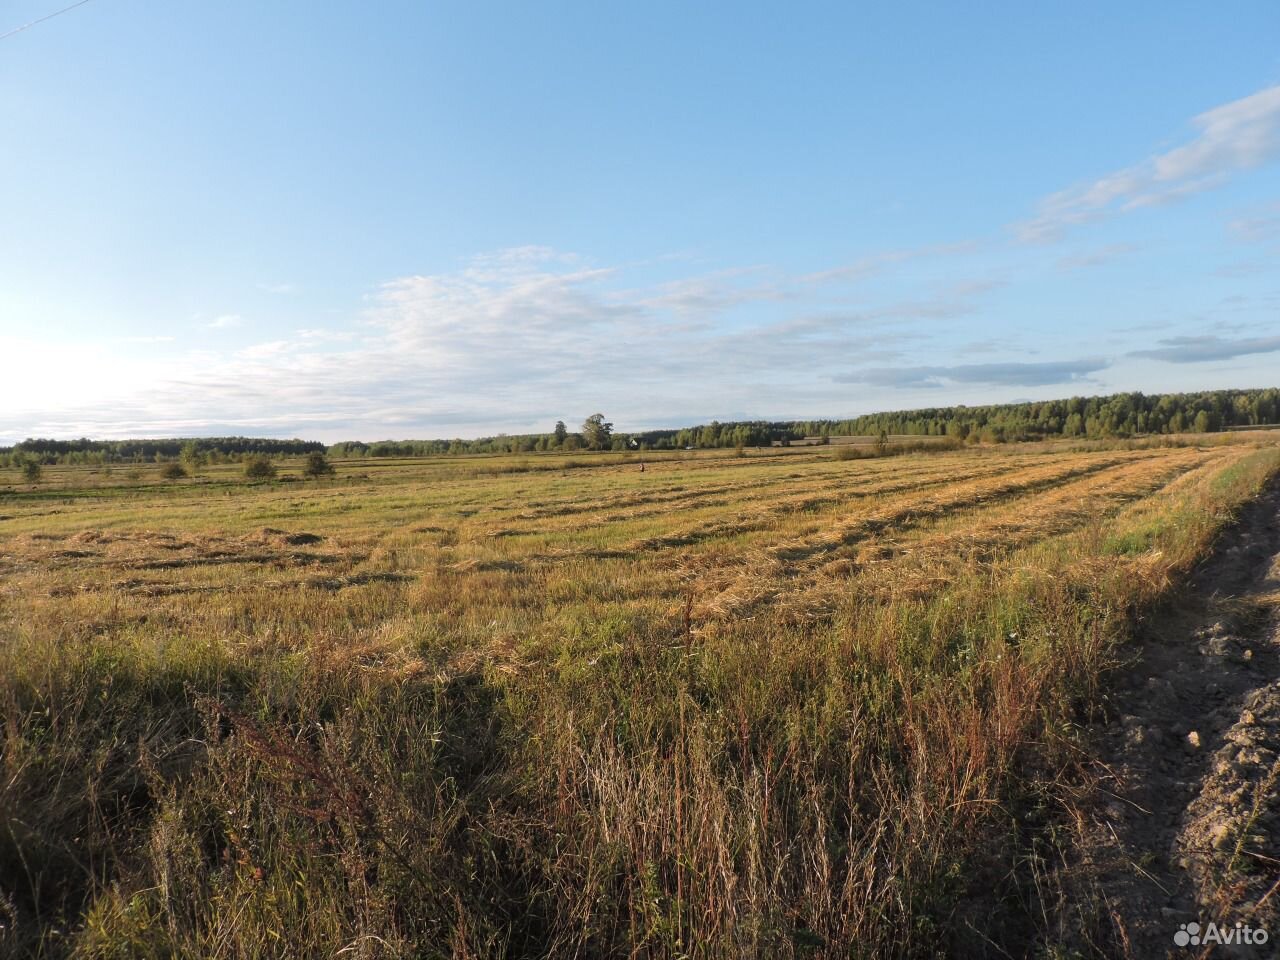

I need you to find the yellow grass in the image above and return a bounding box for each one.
[2,438,1278,957]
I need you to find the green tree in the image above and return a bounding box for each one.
[21,458,42,483]
[581,413,613,450]
[303,452,335,477]
[243,456,277,479]
[553,421,568,447]
[179,441,206,475]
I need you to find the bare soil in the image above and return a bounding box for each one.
[1057,483,1280,957]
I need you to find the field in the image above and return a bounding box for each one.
[3,438,1280,957]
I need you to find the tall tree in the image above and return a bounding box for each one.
[581,414,613,450]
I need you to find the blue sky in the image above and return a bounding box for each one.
[2,1,1279,442]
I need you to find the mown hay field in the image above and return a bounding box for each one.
[3,438,1280,957]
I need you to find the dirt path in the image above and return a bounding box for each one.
[1059,483,1280,957]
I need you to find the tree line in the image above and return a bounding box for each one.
[786,388,1280,444]
[327,415,625,457]
[0,436,324,467]
[617,389,1279,450]
[5,389,1277,466]
[324,416,785,457]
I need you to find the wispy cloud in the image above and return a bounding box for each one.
[238,341,292,360]
[1056,243,1137,271]
[3,247,1018,440]
[800,241,979,285]
[1129,334,1280,363]
[208,314,243,329]
[954,338,1025,356]
[1213,259,1269,279]
[635,267,788,316]
[296,327,357,342]
[839,358,1109,388]
[1227,201,1280,243]
[1018,84,1280,242]
[14,239,1267,444]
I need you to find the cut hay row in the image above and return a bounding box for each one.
[2,440,1277,958]
[687,449,1219,624]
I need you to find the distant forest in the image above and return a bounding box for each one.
[331,387,1280,455]
[3,388,1277,465]
[790,386,1280,444]
[0,436,324,467]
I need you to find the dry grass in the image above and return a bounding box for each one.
[2,439,1279,957]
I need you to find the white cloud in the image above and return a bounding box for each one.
[295,327,356,342]
[1018,84,1280,242]
[840,358,1110,388]
[238,340,292,360]
[208,313,243,329]
[634,267,787,316]
[2,247,1021,442]
[13,242,1268,444]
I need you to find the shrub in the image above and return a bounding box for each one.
[303,452,335,478]
[179,440,206,475]
[21,459,42,483]
[160,462,187,480]
[832,437,963,462]
[832,444,868,461]
[242,456,277,480]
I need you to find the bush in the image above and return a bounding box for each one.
[160,462,187,480]
[831,437,963,462]
[303,452,335,478]
[179,440,206,475]
[243,456,277,480]
[832,444,868,461]
[21,459,42,483]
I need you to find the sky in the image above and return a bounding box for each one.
[2,1,1279,443]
